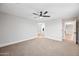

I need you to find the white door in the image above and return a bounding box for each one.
[64,20,76,43]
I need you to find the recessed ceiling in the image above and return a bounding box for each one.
[0,3,79,22]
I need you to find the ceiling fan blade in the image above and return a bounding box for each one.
[44,11,48,14]
[33,13,39,16]
[43,15,50,17]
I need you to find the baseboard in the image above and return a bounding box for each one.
[0,36,62,48]
[45,36,62,41]
[0,36,36,48]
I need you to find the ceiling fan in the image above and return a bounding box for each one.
[33,11,50,18]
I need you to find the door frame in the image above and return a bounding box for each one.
[63,19,77,44]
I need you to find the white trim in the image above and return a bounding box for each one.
[0,36,36,48]
[0,36,62,48]
[45,36,62,41]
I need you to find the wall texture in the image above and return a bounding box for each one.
[0,12,38,47]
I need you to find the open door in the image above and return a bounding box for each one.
[64,20,76,44]
[37,23,45,38]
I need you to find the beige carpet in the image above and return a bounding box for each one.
[0,37,79,56]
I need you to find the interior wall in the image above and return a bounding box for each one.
[0,11,63,47]
[0,12,38,47]
[45,19,63,41]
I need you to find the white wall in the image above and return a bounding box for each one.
[0,12,38,47]
[45,19,63,41]
[0,12,63,47]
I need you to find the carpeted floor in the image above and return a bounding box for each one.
[0,37,79,56]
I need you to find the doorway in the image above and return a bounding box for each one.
[37,23,45,38]
[64,20,76,44]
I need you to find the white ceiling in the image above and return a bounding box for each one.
[0,3,79,22]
